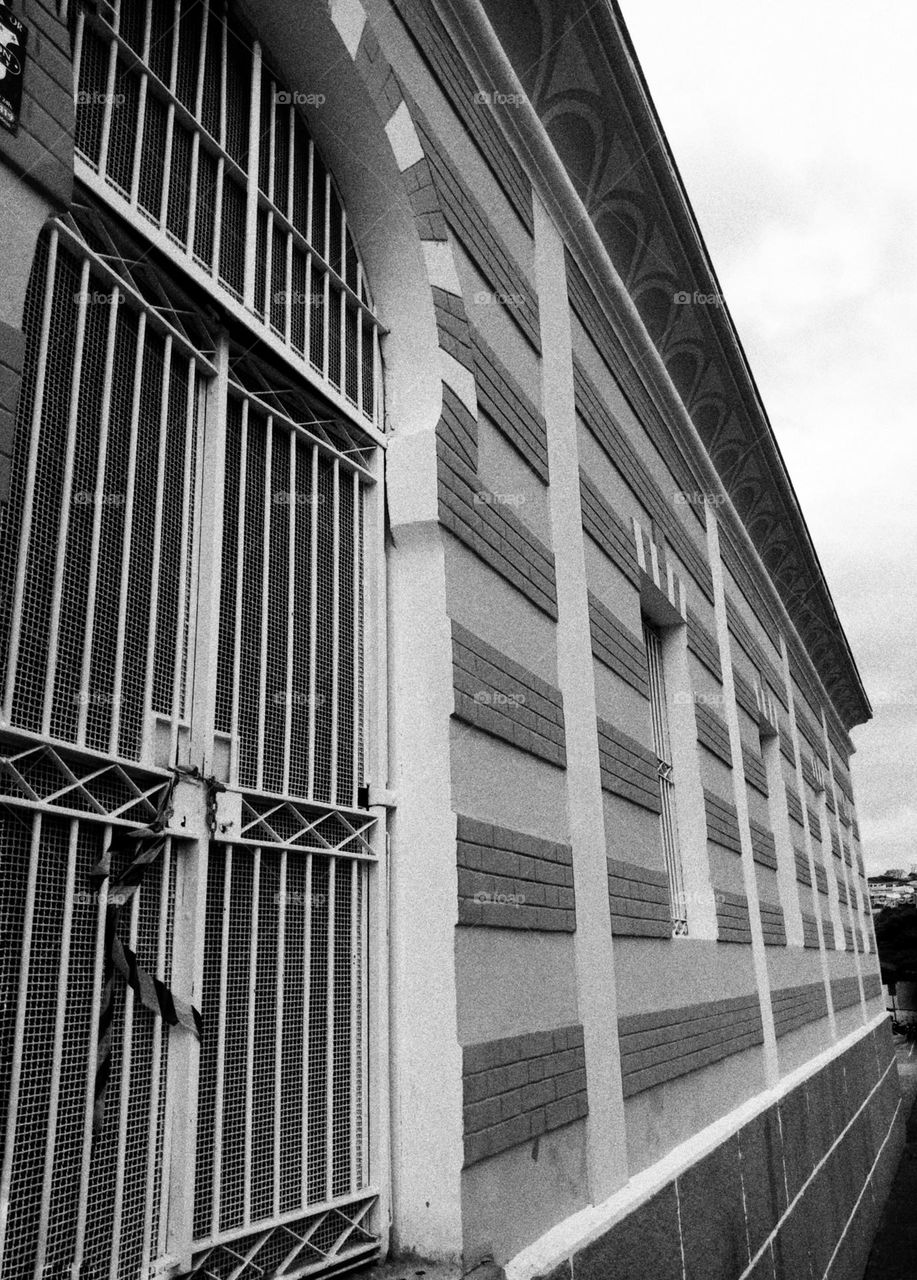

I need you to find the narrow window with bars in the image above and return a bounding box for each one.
[643,619,688,934]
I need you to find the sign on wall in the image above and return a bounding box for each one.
[0,4,26,133]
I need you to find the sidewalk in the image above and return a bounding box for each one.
[862,1034,917,1279]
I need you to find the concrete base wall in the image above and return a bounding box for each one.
[529,1019,903,1280]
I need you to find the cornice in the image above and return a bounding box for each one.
[435,0,869,736]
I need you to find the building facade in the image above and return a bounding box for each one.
[0,1,901,1278]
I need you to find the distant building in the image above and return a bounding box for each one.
[0,0,899,1278]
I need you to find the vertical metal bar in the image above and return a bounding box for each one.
[303,251,313,367]
[41,259,91,735]
[185,0,210,256]
[3,230,58,724]
[73,824,113,1271]
[32,819,79,1280]
[283,229,294,349]
[300,852,313,1210]
[212,847,232,1235]
[282,432,296,795]
[167,359,197,764]
[141,837,171,1276]
[321,174,331,379]
[372,323,381,428]
[349,861,359,1192]
[355,265,364,419]
[229,399,248,788]
[96,34,119,179]
[72,8,85,101]
[352,472,361,806]
[329,460,340,803]
[109,884,142,1280]
[128,0,153,207]
[256,415,272,790]
[0,813,42,1268]
[108,310,147,756]
[140,336,172,762]
[243,847,261,1227]
[273,850,287,1216]
[76,285,121,746]
[242,42,262,309]
[210,11,228,279]
[324,856,336,1202]
[306,445,319,800]
[157,0,182,230]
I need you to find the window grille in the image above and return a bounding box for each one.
[643,621,687,933]
[71,0,382,431]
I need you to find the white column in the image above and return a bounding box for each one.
[385,425,463,1259]
[706,514,778,1085]
[533,193,628,1198]
[780,635,836,1037]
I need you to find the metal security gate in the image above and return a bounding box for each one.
[0,6,385,1270]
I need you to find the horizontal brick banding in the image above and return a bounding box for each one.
[617,993,763,1098]
[831,828,841,859]
[716,889,752,944]
[696,702,732,767]
[415,114,540,350]
[749,819,777,870]
[786,784,804,827]
[579,471,640,586]
[831,976,861,1013]
[597,720,660,813]
[759,900,787,946]
[573,358,714,602]
[801,751,817,790]
[451,622,566,767]
[456,815,574,932]
[388,0,534,231]
[743,742,769,797]
[432,285,474,370]
[438,383,478,471]
[802,912,820,948]
[779,724,796,766]
[825,786,836,814]
[437,440,557,617]
[588,594,649,698]
[772,980,828,1037]
[719,537,783,661]
[852,818,860,840]
[704,789,742,854]
[795,847,812,887]
[843,922,855,950]
[813,862,828,896]
[794,698,827,766]
[686,608,721,679]
[863,973,882,1001]
[807,807,822,843]
[607,858,671,938]
[733,668,759,722]
[837,878,849,907]
[471,329,548,480]
[725,596,780,695]
[462,1025,587,1165]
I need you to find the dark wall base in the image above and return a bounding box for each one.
[535,1020,902,1280]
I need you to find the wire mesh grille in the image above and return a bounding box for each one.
[643,621,687,933]
[193,846,370,1245]
[0,810,176,1280]
[0,230,199,762]
[215,389,365,806]
[72,0,381,428]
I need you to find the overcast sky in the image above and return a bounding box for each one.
[617,0,917,874]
